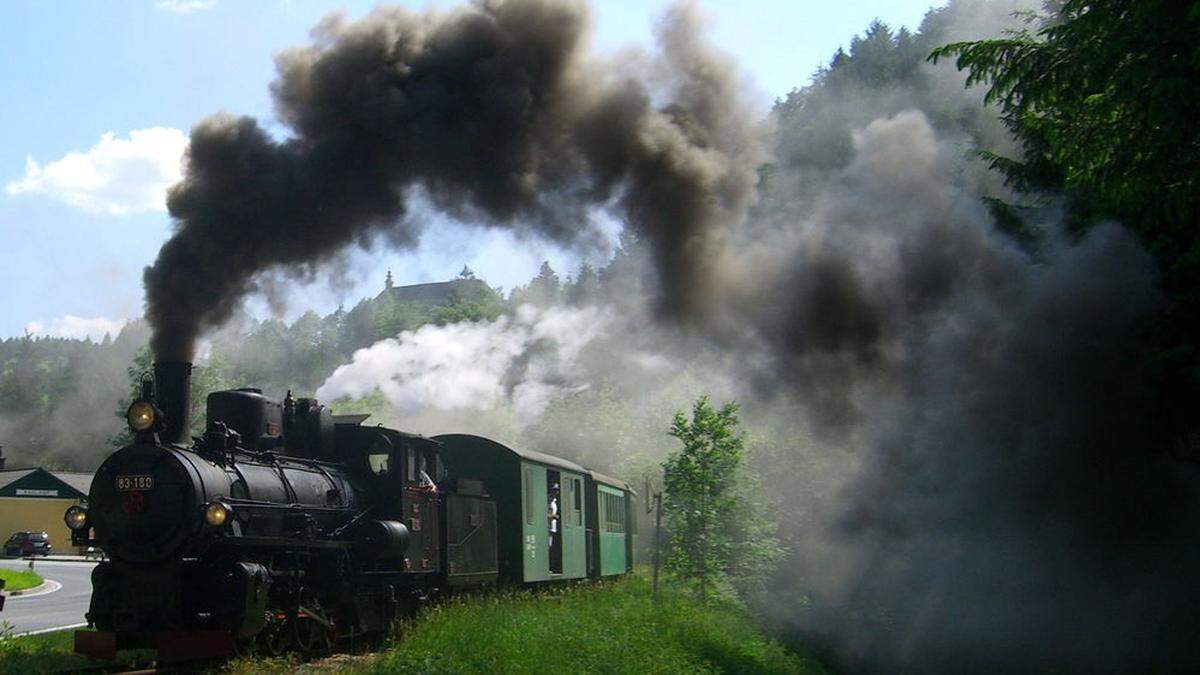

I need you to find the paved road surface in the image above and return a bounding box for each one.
[1,559,93,635]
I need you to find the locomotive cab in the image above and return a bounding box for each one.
[340,424,445,574]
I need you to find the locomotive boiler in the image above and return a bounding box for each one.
[62,361,635,662]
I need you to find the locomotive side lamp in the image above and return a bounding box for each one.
[64,504,89,530]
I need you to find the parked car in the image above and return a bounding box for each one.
[4,531,52,557]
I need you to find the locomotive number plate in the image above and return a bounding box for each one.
[115,474,154,491]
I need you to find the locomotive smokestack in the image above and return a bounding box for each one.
[154,361,192,445]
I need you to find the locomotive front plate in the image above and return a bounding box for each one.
[115,474,154,491]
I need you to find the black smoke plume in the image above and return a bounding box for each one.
[741,110,1200,671]
[144,0,760,361]
[139,0,1200,670]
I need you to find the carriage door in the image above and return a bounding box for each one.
[547,469,563,574]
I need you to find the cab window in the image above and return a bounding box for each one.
[368,453,390,476]
[367,434,393,478]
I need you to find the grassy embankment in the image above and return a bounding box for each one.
[0,568,43,593]
[0,574,827,674]
[0,629,91,675]
[230,574,826,674]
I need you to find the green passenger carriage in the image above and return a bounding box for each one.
[434,434,635,584]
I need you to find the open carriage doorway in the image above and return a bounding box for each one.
[547,469,563,574]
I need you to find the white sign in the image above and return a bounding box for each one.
[15,489,58,497]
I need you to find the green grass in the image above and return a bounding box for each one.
[0,568,43,592]
[0,629,158,675]
[362,575,825,674]
[0,629,95,675]
[0,576,828,674]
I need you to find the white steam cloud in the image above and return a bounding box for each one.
[317,304,609,422]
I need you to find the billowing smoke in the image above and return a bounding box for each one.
[318,304,608,422]
[318,109,1199,670]
[134,0,1200,670]
[143,0,761,361]
[737,110,1199,671]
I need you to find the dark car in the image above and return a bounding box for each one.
[4,531,52,557]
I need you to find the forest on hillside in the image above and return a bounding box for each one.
[0,256,614,471]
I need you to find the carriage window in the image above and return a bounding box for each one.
[407,448,416,483]
[572,478,583,526]
[602,492,625,533]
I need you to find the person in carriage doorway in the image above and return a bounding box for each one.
[548,483,560,546]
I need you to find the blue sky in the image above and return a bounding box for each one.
[0,0,944,341]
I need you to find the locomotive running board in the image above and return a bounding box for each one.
[75,629,235,663]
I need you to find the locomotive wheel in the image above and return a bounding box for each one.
[232,637,257,658]
[259,623,291,656]
[294,617,332,654]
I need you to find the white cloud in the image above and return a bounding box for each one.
[25,315,127,342]
[156,0,217,13]
[5,127,187,215]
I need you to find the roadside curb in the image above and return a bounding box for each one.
[2,555,100,563]
[1,579,61,598]
[3,580,49,596]
[14,622,88,638]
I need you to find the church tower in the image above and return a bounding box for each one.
[385,268,394,290]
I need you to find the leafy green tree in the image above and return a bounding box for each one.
[431,279,508,325]
[930,1,1200,253]
[662,396,781,604]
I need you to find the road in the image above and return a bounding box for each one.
[1,559,93,635]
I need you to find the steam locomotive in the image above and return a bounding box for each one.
[64,362,635,662]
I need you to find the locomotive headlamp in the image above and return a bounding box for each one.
[126,400,157,433]
[204,500,231,527]
[64,505,88,530]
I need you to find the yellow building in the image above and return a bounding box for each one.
[0,468,91,555]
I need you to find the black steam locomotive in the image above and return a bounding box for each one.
[65,362,635,662]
